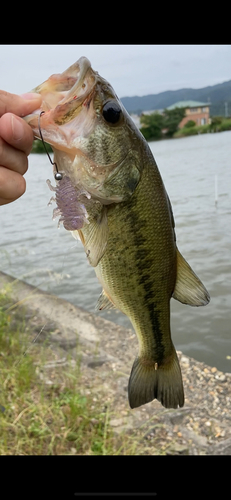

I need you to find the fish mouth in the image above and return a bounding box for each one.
[24,56,97,146]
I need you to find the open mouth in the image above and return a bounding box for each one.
[34,56,95,106]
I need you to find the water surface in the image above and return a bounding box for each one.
[1,131,230,371]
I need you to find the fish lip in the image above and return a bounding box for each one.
[24,56,97,122]
[58,56,96,106]
[24,56,97,141]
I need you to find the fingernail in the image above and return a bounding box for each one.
[20,92,41,101]
[11,115,24,141]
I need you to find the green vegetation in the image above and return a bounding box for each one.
[0,292,114,455]
[184,120,196,128]
[0,287,168,455]
[164,108,186,137]
[31,139,53,154]
[139,108,231,142]
[140,107,186,141]
[174,117,231,138]
[139,112,163,140]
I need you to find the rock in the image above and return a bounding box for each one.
[181,356,190,365]
[211,438,231,455]
[215,373,226,382]
[167,442,189,454]
[180,428,208,448]
[87,356,108,368]
[169,408,191,425]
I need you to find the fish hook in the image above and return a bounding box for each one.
[38,111,63,181]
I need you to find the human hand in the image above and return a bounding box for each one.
[0,91,42,205]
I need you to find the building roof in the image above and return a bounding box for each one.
[167,100,211,110]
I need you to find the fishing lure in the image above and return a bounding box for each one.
[38,111,63,181]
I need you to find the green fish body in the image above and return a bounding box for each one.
[24,56,210,409]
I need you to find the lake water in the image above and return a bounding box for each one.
[1,131,231,372]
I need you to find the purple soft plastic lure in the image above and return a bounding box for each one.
[47,176,91,231]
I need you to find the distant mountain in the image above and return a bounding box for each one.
[120,80,231,116]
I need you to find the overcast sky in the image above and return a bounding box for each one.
[0,45,230,98]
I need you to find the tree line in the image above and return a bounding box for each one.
[139,108,185,140]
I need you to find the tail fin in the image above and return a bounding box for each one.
[128,348,184,409]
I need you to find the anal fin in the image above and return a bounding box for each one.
[173,248,210,306]
[71,230,81,241]
[95,289,116,311]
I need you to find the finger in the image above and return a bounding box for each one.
[0,137,28,175]
[0,113,34,156]
[0,167,26,205]
[0,90,42,118]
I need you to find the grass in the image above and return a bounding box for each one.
[0,292,115,455]
[0,287,168,455]
[31,139,53,154]
[174,117,231,138]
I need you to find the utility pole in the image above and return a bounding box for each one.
[225,102,228,117]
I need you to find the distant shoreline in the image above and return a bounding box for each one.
[30,120,231,153]
[173,118,231,139]
[143,120,231,143]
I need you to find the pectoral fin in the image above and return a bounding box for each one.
[172,248,210,306]
[79,207,108,267]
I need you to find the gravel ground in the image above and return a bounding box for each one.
[74,324,231,456]
[19,303,231,456]
[1,270,231,455]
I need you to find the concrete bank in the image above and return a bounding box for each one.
[1,270,231,455]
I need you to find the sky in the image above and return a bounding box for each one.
[0,44,230,98]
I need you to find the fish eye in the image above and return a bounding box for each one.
[102,101,121,124]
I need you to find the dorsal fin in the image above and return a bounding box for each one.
[172,248,210,306]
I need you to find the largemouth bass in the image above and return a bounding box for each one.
[25,57,210,409]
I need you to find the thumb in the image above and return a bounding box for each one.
[0,90,42,118]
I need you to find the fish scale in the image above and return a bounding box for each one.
[95,152,176,363]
